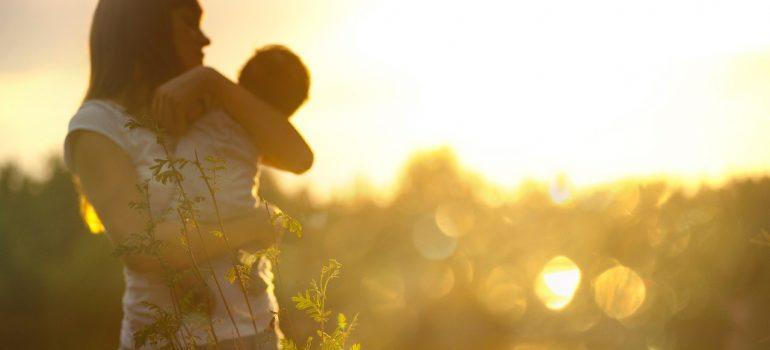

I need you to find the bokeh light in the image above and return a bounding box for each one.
[452,253,475,286]
[611,184,641,216]
[593,265,647,320]
[479,266,528,322]
[412,214,458,260]
[418,263,456,299]
[549,175,573,205]
[534,256,581,310]
[434,202,477,238]
[361,267,407,315]
[79,196,104,234]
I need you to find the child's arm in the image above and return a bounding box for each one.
[260,155,300,173]
[153,66,314,174]
[210,72,314,174]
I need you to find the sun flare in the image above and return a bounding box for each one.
[535,256,581,311]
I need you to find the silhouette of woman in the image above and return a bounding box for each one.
[64,0,310,348]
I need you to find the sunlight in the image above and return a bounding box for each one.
[6,1,770,201]
[79,196,105,234]
[283,0,770,199]
[480,266,528,322]
[418,264,455,299]
[535,256,581,310]
[434,202,477,238]
[361,267,407,314]
[412,215,458,260]
[549,176,573,205]
[593,265,646,320]
[9,1,770,348]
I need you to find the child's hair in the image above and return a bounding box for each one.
[238,45,310,117]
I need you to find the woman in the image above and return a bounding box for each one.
[63,0,310,348]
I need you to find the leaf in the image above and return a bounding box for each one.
[239,251,260,268]
[124,119,144,130]
[270,211,304,238]
[279,339,299,350]
[156,169,182,185]
[150,159,168,176]
[285,216,304,238]
[235,264,251,288]
[205,155,224,163]
[175,158,190,169]
[226,267,237,284]
[337,313,347,330]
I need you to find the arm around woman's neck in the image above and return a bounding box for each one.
[203,67,314,174]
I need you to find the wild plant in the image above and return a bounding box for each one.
[280,259,361,350]
[119,118,239,349]
[112,178,209,349]
[113,118,360,349]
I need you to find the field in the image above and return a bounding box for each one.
[2,149,770,349]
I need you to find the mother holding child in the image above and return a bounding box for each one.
[63,0,312,348]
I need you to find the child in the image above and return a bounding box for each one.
[170,45,310,342]
[175,44,311,221]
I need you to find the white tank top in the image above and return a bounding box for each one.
[63,100,278,349]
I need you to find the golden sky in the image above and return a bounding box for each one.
[2,0,770,201]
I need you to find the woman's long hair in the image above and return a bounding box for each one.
[85,0,200,115]
[78,0,200,234]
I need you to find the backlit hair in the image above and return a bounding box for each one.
[85,0,201,115]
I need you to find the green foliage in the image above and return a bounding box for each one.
[226,263,252,287]
[269,205,304,238]
[285,260,360,350]
[133,302,182,349]
[124,119,143,131]
[317,313,359,350]
[204,155,227,171]
[113,232,168,257]
[118,118,362,349]
[292,259,340,324]
[151,158,189,185]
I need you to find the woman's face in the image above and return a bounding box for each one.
[171,6,210,71]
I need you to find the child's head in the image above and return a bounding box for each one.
[238,45,310,117]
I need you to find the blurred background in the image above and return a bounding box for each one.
[3,0,770,349]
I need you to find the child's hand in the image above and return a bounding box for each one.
[151,66,214,137]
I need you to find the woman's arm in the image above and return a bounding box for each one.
[69,130,275,273]
[152,66,314,174]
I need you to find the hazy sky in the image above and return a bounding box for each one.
[2,0,770,201]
